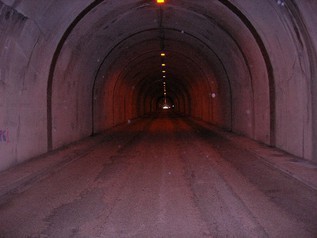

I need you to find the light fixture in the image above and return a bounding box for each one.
[161,53,166,57]
[162,70,166,73]
[157,0,165,4]
[162,63,166,67]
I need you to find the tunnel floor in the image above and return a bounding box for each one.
[0,114,317,237]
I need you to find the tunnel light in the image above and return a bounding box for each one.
[157,0,165,4]
[163,75,166,78]
[162,63,166,67]
[162,70,166,73]
[161,53,166,57]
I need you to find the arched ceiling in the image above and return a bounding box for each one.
[51,0,267,139]
[1,0,316,169]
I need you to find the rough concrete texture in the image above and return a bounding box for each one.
[0,0,317,171]
[0,116,316,237]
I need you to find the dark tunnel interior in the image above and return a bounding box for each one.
[50,0,271,149]
[0,0,317,169]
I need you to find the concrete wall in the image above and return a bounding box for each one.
[233,0,316,159]
[0,0,93,170]
[0,2,49,169]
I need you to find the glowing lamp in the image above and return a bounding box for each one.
[161,53,166,57]
[162,63,166,67]
[157,0,165,4]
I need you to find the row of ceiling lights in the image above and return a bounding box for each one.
[156,0,217,104]
[157,0,168,106]
[161,52,167,99]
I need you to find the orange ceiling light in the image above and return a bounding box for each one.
[157,0,165,4]
[161,53,166,57]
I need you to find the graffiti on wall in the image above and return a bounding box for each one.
[0,130,9,143]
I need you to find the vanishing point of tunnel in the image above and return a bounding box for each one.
[0,0,317,237]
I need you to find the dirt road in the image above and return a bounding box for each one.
[0,115,316,237]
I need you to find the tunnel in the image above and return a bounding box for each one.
[0,0,316,168]
[0,1,316,169]
[0,0,317,237]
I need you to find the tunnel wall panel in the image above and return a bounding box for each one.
[233,0,314,160]
[222,46,253,138]
[0,0,93,171]
[296,1,317,162]
[270,3,312,159]
[0,4,47,170]
[52,45,93,149]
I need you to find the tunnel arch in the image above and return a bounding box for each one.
[91,27,233,134]
[94,43,225,132]
[1,0,316,171]
[45,0,314,156]
[50,0,270,147]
